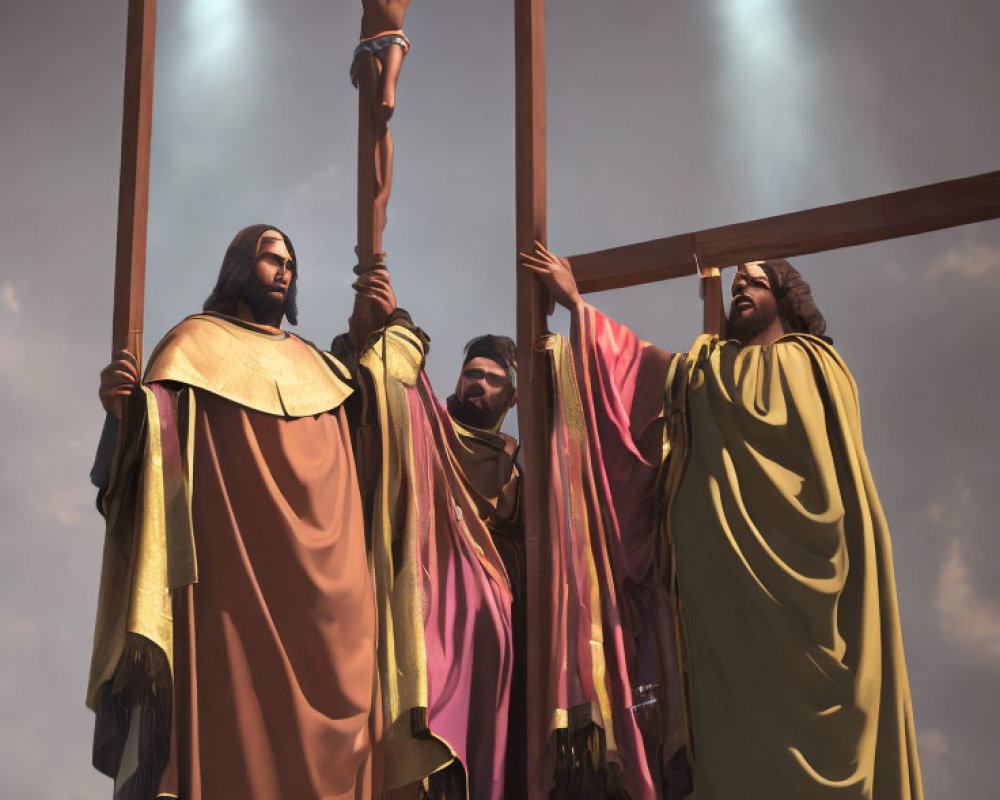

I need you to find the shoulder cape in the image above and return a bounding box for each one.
[145,312,353,416]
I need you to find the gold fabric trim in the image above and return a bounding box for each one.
[144,313,353,417]
[360,324,452,790]
[546,336,617,751]
[88,387,173,708]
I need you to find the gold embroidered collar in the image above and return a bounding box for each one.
[144,313,353,417]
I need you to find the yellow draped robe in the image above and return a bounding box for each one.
[550,304,923,799]
[664,332,922,799]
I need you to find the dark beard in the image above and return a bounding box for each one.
[242,281,286,325]
[726,308,769,345]
[447,393,499,430]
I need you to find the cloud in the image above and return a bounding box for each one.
[55,507,83,527]
[2,282,20,313]
[887,238,1000,283]
[0,613,42,656]
[283,162,348,217]
[918,728,954,798]
[936,536,1000,663]
[924,241,1000,280]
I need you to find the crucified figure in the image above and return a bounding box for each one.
[354,0,411,270]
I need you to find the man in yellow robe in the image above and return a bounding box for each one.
[522,244,923,800]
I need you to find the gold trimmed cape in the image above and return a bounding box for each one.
[86,313,355,778]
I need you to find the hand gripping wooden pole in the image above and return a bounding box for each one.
[514,1,551,797]
[111,0,156,364]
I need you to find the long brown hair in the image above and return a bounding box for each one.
[203,224,299,325]
[758,259,827,338]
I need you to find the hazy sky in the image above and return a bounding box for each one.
[1,1,998,797]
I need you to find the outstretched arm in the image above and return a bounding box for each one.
[521,240,673,458]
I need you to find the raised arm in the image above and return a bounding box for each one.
[519,241,673,468]
[349,266,398,349]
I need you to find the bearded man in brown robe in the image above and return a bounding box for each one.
[521,244,923,800]
[89,224,397,800]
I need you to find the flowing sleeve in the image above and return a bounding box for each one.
[540,305,689,800]
[570,304,674,581]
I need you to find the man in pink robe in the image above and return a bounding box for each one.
[337,278,523,799]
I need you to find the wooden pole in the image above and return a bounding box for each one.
[514,0,550,797]
[700,268,726,336]
[111,0,156,362]
[569,170,1000,294]
[356,51,379,271]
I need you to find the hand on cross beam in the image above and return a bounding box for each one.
[520,241,583,315]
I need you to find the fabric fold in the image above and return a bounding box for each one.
[541,304,688,800]
[359,323,514,800]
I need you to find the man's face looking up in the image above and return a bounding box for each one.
[727,261,781,345]
[243,231,294,325]
[452,357,515,429]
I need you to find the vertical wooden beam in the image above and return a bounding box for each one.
[355,51,379,272]
[514,0,549,797]
[700,268,726,337]
[112,0,156,363]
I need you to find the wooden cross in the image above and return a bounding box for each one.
[109,4,999,796]
[513,0,1000,796]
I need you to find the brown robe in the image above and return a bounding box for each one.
[88,314,379,800]
[157,392,378,799]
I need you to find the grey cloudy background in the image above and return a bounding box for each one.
[1,0,998,797]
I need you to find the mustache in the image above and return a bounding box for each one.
[463,386,486,399]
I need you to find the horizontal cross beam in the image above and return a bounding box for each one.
[569,170,1000,294]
